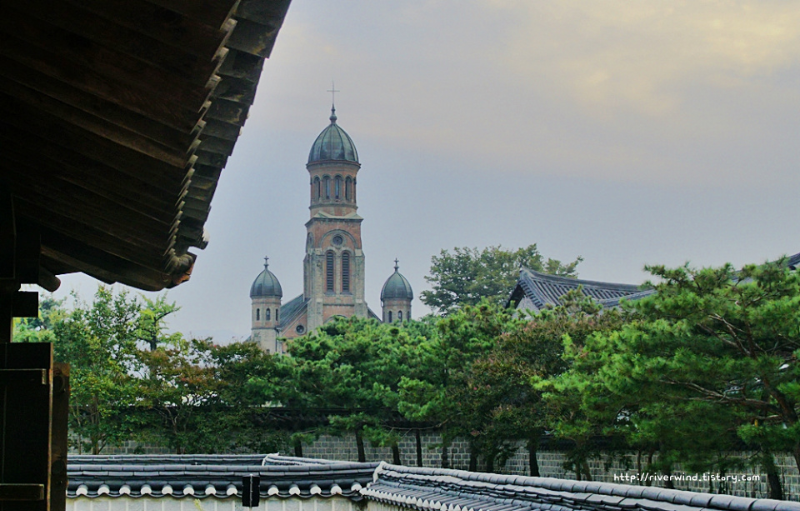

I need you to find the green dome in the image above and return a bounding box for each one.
[307,107,359,164]
[381,261,413,301]
[250,257,282,298]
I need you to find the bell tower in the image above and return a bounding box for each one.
[303,106,368,331]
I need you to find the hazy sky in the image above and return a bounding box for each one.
[54,0,800,340]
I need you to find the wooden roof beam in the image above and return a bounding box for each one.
[0,56,202,150]
[0,102,191,191]
[63,0,237,58]
[3,136,181,213]
[1,80,199,168]
[9,0,224,83]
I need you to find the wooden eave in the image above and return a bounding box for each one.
[1,0,292,291]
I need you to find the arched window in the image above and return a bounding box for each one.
[314,177,320,200]
[326,251,335,292]
[341,252,350,292]
[265,308,271,321]
[353,179,357,202]
[388,311,393,323]
[323,176,330,199]
[335,176,342,199]
[256,308,260,321]
[276,308,279,322]
[345,177,352,201]
[398,310,403,321]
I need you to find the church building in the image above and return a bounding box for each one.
[250,106,413,353]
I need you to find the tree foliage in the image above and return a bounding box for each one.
[421,244,582,315]
[16,288,144,454]
[543,261,800,495]
[280,317,428,462]
[14,254,800,498]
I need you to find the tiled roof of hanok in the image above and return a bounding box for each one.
[364,463,800,511]
[4,0,292,291]
[67,454,378,500]
[509,268,653,312]
[787,252,800,270]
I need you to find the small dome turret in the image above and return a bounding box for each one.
[307,107,359,164]
[250,257,283,298]
[381,260,414,301]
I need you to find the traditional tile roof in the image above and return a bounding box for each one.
[67,454,378,500]
[68,456,800,511]
[364,463,799,511]
[508,268,653,312]
[787,252,800,270]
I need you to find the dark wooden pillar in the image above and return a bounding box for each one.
[0,188,68,511]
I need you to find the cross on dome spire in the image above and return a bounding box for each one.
[264,256,269,269]
[327,81,340,123]
[394,259,399,271]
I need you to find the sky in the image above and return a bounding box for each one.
[54,0,800,341]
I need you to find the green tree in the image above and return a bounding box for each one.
[547,261,800,496]
[136,294,182,351]
[465,292,614,476]
[282,317,425,462]
[398,301,511,468]
[54,287,142,454]
[13,295,64,343]
[136,336,220,454]
[136,336,290,454]
[421,244,582,315]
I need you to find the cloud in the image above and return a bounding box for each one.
[494,1,800,115]
[254,0,800,187]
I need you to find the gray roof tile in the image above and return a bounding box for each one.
[509,268,653,311]
[365,463,794,511]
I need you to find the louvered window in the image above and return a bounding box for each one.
[345,177,352,201]
[398,310,403,321]
[342,252,350,292]
[388,311,393,323]
[335,176,342,199]
[256,308,260,321]
[265,308,271,320]
[326,251,335,292]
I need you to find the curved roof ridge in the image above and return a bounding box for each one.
[521,267,643,292]
[516,267,651,310]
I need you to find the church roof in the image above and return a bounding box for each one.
[278,294,307,329]
[380,262,414,301]
[277,294,381,330]
[307,107,359,164]
[250,259,283,298]
[509,268,653,311]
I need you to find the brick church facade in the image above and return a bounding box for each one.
[249,107,414,353]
